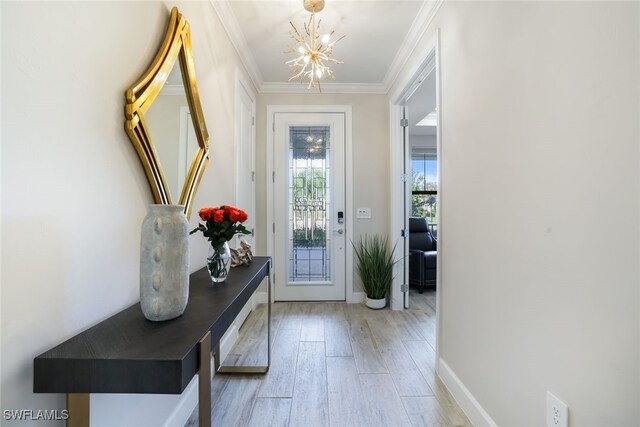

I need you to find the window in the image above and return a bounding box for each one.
[411,150,437,236]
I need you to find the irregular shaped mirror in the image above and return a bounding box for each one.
[125,7,209,219]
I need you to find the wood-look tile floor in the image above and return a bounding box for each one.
[186,287,472,427]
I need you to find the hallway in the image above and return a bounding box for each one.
[187,289,470,426]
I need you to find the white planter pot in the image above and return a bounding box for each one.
[365,297,386,310]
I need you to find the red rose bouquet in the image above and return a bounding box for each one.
[191,205,251,281]
[191,205,250,245]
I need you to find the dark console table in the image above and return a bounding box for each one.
[34,256,272,427]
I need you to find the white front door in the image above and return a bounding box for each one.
[273,112,346,301]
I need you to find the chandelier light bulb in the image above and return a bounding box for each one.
[322,34,330,44]
[298,46,306,53]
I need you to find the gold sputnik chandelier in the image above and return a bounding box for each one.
[286,0,345,91]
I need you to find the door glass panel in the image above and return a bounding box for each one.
[288,126,331,283]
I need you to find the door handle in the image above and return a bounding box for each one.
[335,229,344,235]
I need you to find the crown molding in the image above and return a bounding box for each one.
[382,0,445,92]
[212,0,443,94]
[210,0,263,91]
[260,82,387,94]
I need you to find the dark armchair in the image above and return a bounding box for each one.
[409,217,437,293]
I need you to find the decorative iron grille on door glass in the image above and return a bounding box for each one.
[289,126,332,282]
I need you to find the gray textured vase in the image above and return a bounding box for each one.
[140,204,189,321]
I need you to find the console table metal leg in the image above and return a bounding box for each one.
[214,269,272,374]
[67,393,89,427]
[198,331,212,427]
[267,263,271,367]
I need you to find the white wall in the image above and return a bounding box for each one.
[1,1,253,425]
[390,1,640,425]
[0,1,4,416]
[256,93,389,295]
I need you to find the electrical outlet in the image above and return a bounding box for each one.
[546,392,568,427]
[356,208,371,219]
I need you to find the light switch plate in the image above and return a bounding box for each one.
[356,208,371,219]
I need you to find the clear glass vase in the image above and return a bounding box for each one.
[207,242,231,283]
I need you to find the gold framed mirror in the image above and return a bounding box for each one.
[125,7,209,219]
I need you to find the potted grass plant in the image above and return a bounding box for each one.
[353,235,397,309]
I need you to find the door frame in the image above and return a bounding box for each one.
[388,30,442,366]
[234,69,257,323]
[235,68,256,240]
[266,105,354,303]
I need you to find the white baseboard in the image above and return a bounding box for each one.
[438,358,498,427]
[256,291,268,304]
[221,295,259,360]
[219,324,239,362]
[348,292,366,303]
[163,376,199,427]
[257,291,364,304]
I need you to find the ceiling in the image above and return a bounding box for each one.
[213,0,442,93]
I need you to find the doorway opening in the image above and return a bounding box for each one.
[406,68,438,303]
[389,32,441,367]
